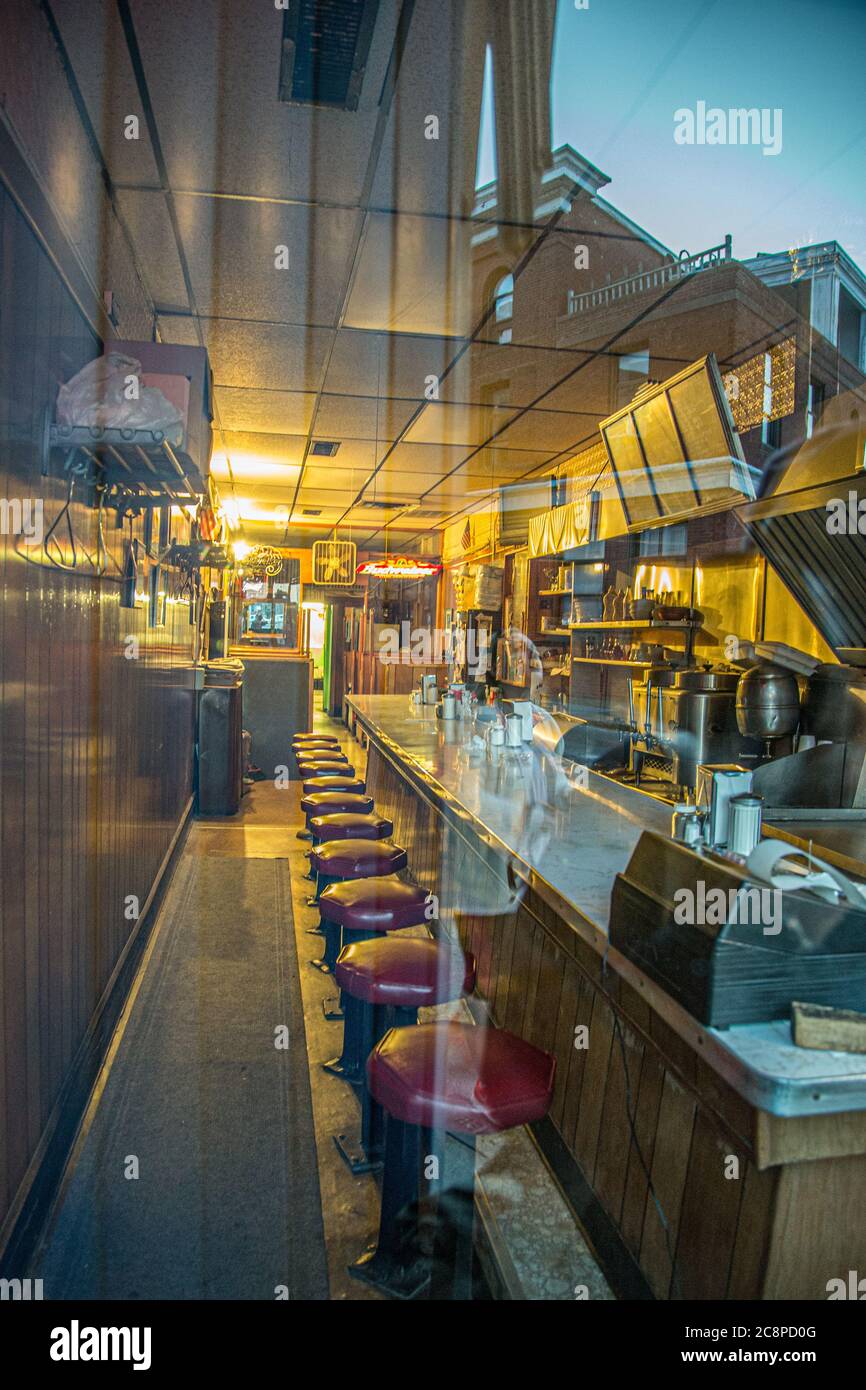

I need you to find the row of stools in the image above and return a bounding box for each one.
[293,730,556,1300]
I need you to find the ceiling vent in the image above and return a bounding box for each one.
[356,498,411,511]
[310,440,341,457]
[302,507,322,515]
[312,538,358,585]
[279,0,380,111]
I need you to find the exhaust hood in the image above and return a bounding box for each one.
[736,409,866,662]
[599,354,758,531]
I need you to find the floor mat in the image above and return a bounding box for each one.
[33,856,329,1300]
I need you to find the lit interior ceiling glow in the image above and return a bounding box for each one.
[209,453,302,482]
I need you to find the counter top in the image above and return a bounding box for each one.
[229,646,311,661]
[350,696,671,931]
[349,694,866,1118]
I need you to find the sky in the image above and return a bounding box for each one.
[478,0,866,270]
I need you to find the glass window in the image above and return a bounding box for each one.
[494,273,513,322]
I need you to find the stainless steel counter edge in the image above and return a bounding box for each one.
[349,695,866,1120]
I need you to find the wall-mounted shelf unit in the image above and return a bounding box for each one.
[569,620,700,632]
[43,416,207,511]
[571,657,653,668]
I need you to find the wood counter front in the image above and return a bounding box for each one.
[348,696,866,1301]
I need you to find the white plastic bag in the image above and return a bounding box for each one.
[57,353,183,434]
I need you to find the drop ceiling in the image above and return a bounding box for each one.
[51,0,593,548]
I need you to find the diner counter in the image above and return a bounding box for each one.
[347,695,866,1119]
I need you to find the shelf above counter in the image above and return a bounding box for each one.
[571,657,653,668]
[569,619,699,632]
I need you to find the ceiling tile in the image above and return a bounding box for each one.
[54,1,162,187]
[116,189,190,310]
[492,408,588,452]
[343,212,478,337]
[313,394,418,442]
[323,328,454,398]
[215,387,316,433]
[130,0,402,204]
[175,193,361,323]
[402,400,516,447]
[160,317,334,392]
[380,441,471,473]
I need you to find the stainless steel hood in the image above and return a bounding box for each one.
[736,409,866,661]
[599,354,757,531]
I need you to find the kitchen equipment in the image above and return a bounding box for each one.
[532,709,628,769]
[728,792,763,857]
[696,764,753,846]
[736,418,866,660]
[630,671,757,794]
[753,641,819,678]
[437,693,456,720]
[610,831,866,1027]
[627,596,655,620]
[420,674,438,705]
[736,663,801,756]
[653,604,688,623]
[675,667,740,693]
[486,722,505,749]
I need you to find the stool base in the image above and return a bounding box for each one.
[321,994,343,1022]
[333,1127,382,1175]
[349,1117,478,1301]
[309,917,341,974]
[348,1243,430,1301]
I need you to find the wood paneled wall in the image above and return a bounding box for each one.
[361,727,866,1300]
[0,187,196,1242]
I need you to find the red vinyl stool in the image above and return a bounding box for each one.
[310,845,409,964]
[304,812,392,883]
[293,742,341,763]
[309,812,393,846]
[297,786,371,844]
[314,875,431,1017]
[301,791,374,823]
[297,759,353,778]
[293,759,351,839]
[302,775,366,795]
[329,937,475,1175]
[350,1022,555,1300]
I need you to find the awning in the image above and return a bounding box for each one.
[528,497,591,556]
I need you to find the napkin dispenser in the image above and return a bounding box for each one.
[609,832,866,1026]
